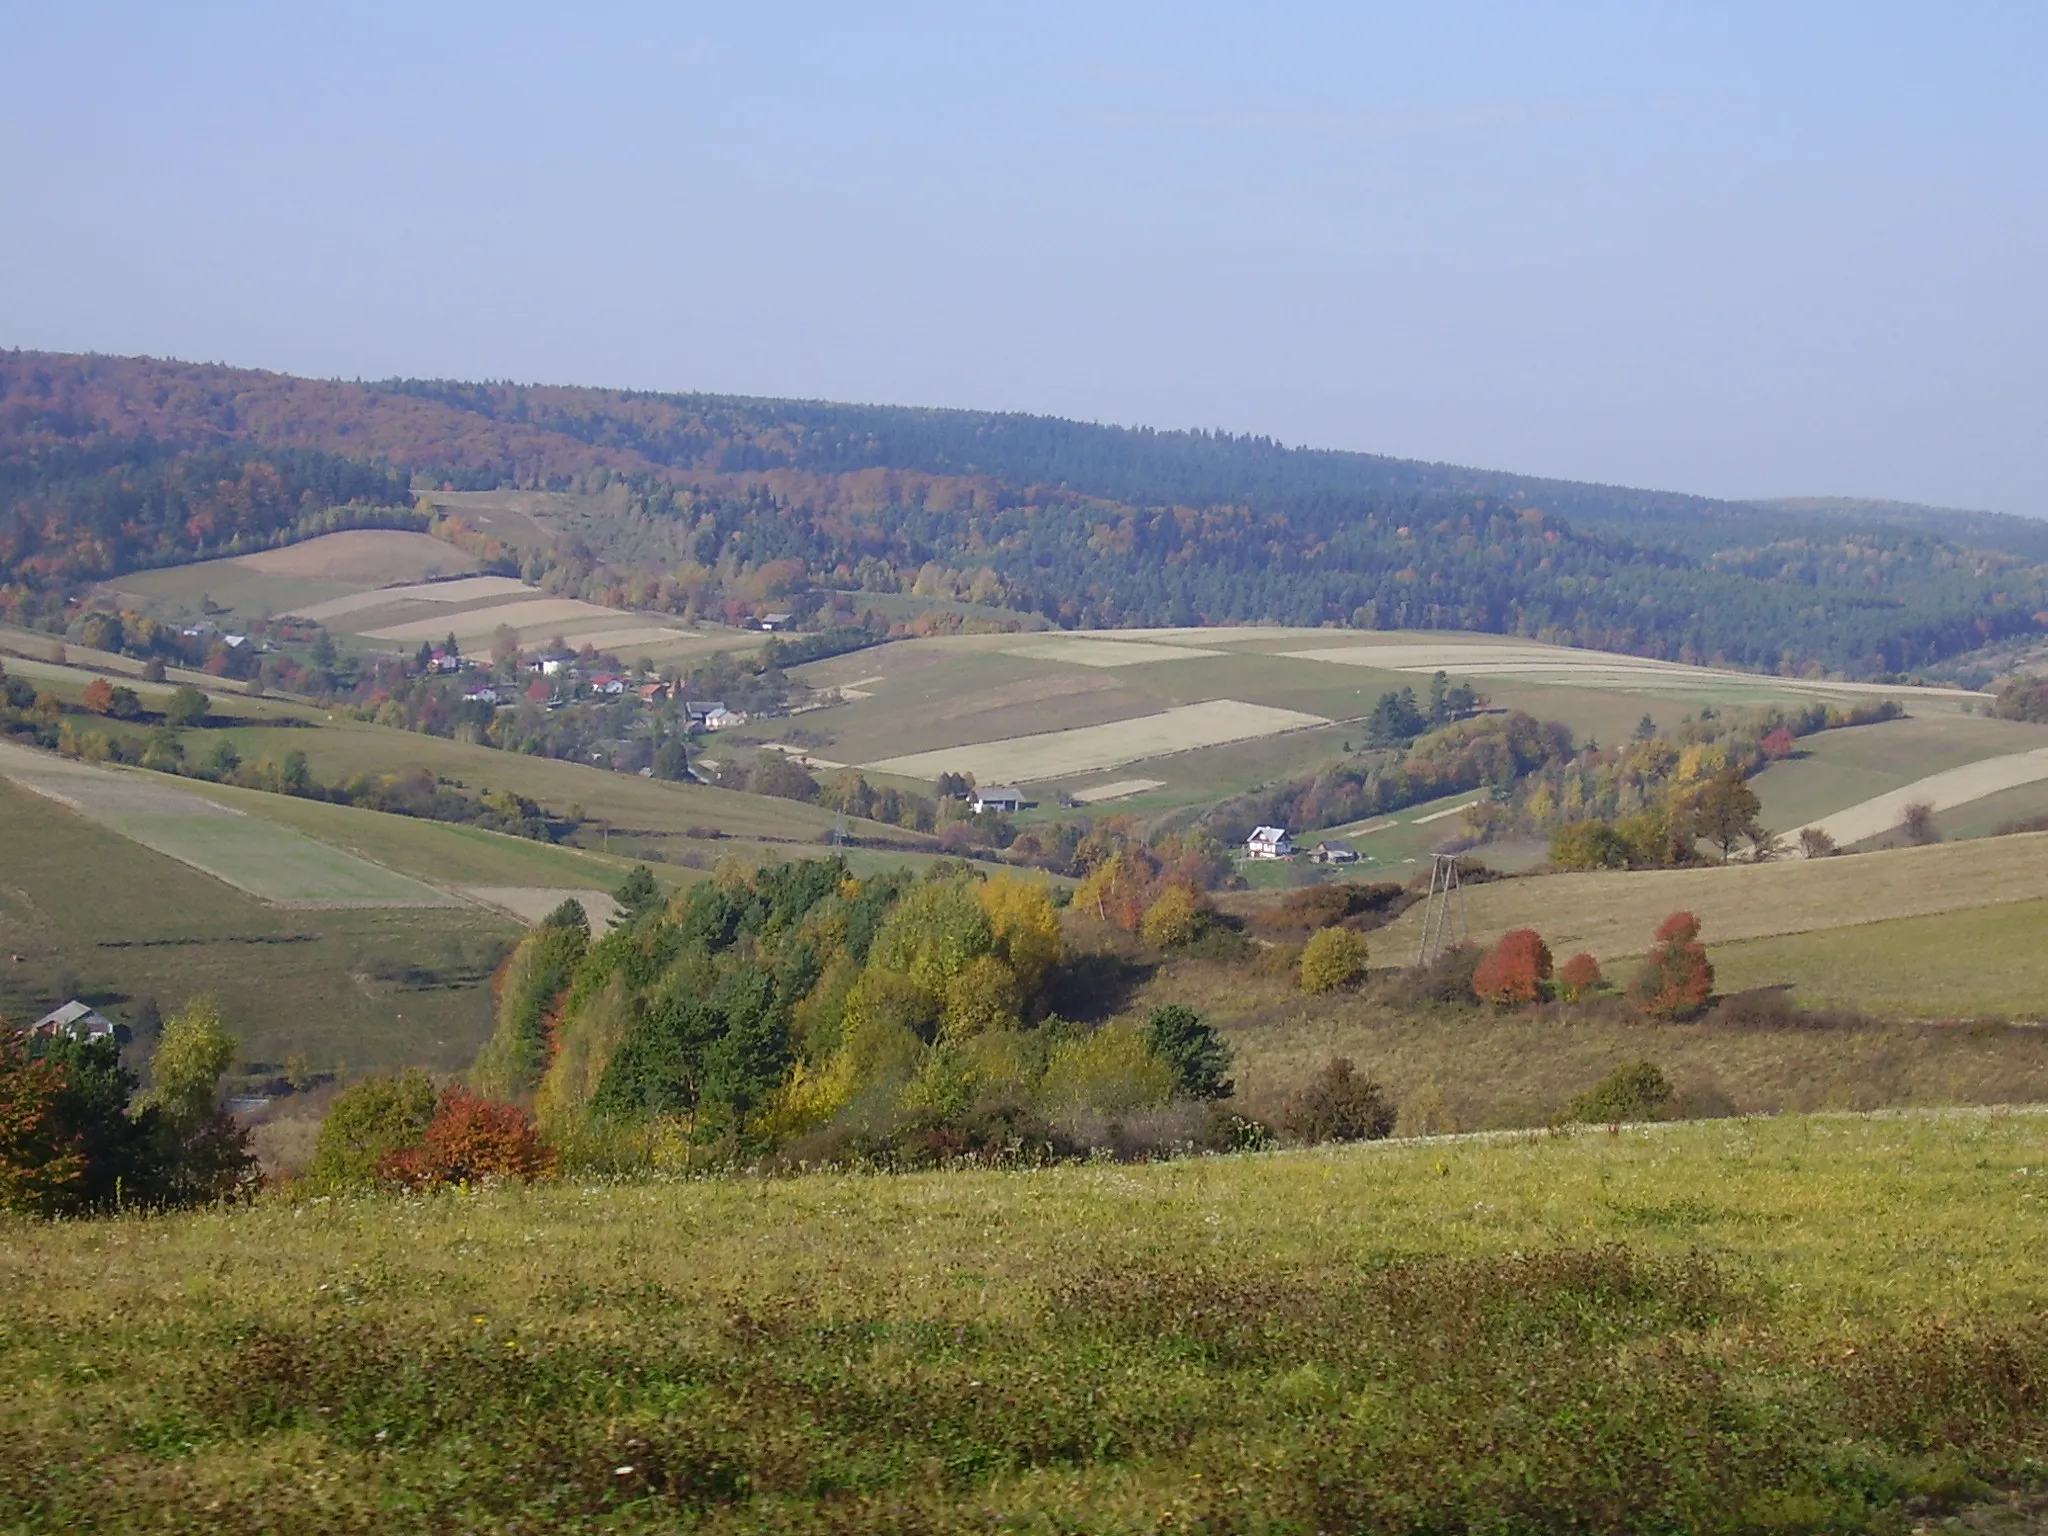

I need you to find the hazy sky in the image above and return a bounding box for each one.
[4,3,2043,512]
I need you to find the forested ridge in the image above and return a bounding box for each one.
[5,349,2044,674]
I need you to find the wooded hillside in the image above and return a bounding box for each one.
[5,349,2044,675]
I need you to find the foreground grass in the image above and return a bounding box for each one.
[3,1110,2045,1532]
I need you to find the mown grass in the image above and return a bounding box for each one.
[0,779,515,1074]
[1752,713,2048,834]
[2,1110,2044,1532]
[1712,899,2048,1020]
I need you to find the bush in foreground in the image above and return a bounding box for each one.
[1631,911,1715,1019]
[1564,1060,1676,1124]
[377,1086,556,1190]
[305,1071,439,1191]
[1280,1056,1397,1143]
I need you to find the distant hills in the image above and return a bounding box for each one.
[3,349,2044,677]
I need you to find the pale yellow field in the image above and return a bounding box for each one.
[1002,638,1225,667]
[867,699,1329,782]
[461,885,622,927]
[231,529,480,585]
[363,597,680,645]
[289,575,532,622]
[1377,829,2048,961]
[1069,777,1166,803]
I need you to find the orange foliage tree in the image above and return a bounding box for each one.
[1629,912,1715,1020]
[1471,928,1553,1006]
[80,677,113,715]
[377,1086,557,1189]
[1556,952,1604,1001]
[0,1031,86,1216]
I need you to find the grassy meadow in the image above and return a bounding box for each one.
[3,1109,2044,1532]
[0,779,516,1075]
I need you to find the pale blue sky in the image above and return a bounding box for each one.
[3,3,2043,511]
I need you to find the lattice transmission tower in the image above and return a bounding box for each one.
[1413,852,1470,967]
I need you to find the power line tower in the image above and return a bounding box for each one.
[1414,852,1469,967]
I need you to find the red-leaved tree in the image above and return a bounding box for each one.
[1556,952,1604,1001]
[377,1086,557,1190]
[1472,928,1554,1006]
[1759,728,1797,760]
[0,1031,86,1216]
[1630,911,1714,1019]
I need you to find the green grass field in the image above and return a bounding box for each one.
[1752,713,2048,833]
[0,779,516,1074]
[1711,899,2048,1019]
[4,1109,2044,1532]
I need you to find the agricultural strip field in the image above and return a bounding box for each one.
[1374,830,2048,965]
[1711,899,2048,1020]
[0,743,453,906]
[866,699,1330,782]
[0,778,513,1074]
[1001,638,1226,667]
[6,1111,2047,1531]
[288,575,532,623]
[1753,713,2048,834]
[1791,747,2048,849]
[230,530,482,585]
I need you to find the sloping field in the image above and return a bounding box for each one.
[1712,898,2048,1019]
[0,743,454,906]
[867,699,1330,782]
[1002,638,1225,667]
[232,530,480,584]
[1285,638,1983,702]
[1791,747,2048,849]
[463,885,623,927]
[290,575,531,623]
[1376,831,2048,961]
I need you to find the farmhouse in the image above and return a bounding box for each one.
[27,1000,118,1041]
[686,701,743,731]
[638,682,670,703]
[1312,840,1360,864]
[462,685,500,704]
[589,674,626,696]
[971,785,1025,814]
[759,612,795,631]
[1245,825,1294,859]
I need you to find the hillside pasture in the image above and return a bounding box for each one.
[0,778,513,1074]
[868,699,1330,782]
[1753,713,2048,833]
[0,743,453,906]
[1374,830,2048,963]
[1711,899,2048,1019]
[6,1110,2047,1532]
[1791,747,2048,849]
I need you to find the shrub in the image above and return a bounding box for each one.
[1759,727,1796,759]
[305,1070,439,1191]
[1384,941,1483,1007]
[378,1086,556,1189]
[1471,928,1552,1006]
[1280,1057,1396,1144]
[80,677,114,714]
[1142,1004,1233,1100]
[1798,827,1838,858]
[1039,1024,1177,1115]
[163,684,210,728]
[1630,911,1714,1020]
[1549,819,1630,870]
[1139,884,1203,948]
[1563,1060,1675,1124]
[1900,800,1940,846]
[140,997,257,1205]
[1556,952,1604,1001]
[1394,1079,1457,1137]
[1299,927,1369,994]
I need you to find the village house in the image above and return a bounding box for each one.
[759,612,795,631]
[1245,825,1294,860]
[637,681,670,703]
[1312,840,1360,865]
[27,1000,118,1041]
[461,685,500,705]
[686,701,743,731]
[588,674,626,696]
[970,785,1025,815]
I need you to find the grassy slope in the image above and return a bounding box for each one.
[1752,713,2048,832]
[1373,831,2048,963]
[0,779,515,1074]
[3,1110,2043,1531]
[1132,939,2048,1126]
